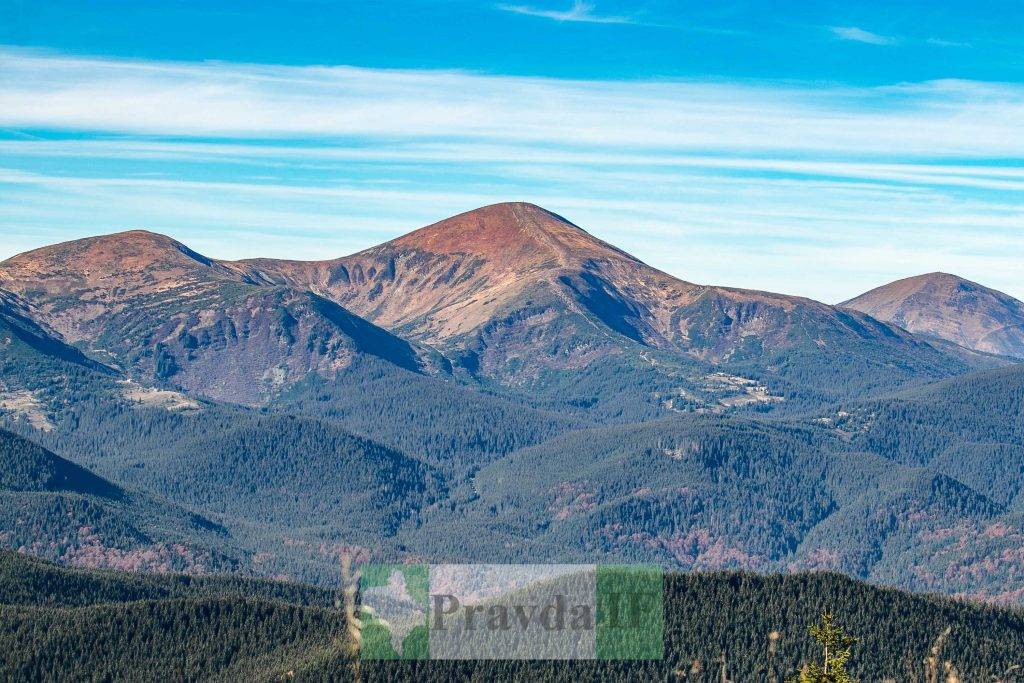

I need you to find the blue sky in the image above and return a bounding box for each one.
[1,0,1022,301]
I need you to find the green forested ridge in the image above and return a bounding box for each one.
[368,571,1024,682]
[0,550,336,607]
[276,358,584,472]
[0,430,245,573]
[0,427,245,573]
[712,315,980,407]
[396,415,846,564]
[3,599,349,682]
[2,551,1024,681]
[19,398,445,532]
[3,258,1024,603]
[842,364,1024,505]
[0,551,350,681]
[4,358,1024,598]
[385,408,1023,601]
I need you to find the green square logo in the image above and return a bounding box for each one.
[596,564,664,660]
[356,563,663,660]
[359,564,429,660]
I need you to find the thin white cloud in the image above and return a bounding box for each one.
[497,1,634,24]
[926,37,970,48]
[6,139,1024,191]
[830,26,897,45]
[1,49,1023,302]
[1,49,1023,157]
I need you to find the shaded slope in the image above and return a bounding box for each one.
[0,427,121,498]
[0,428,239,573]
[0,288,107,373]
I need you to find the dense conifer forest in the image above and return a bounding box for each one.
[2,551,1024,682]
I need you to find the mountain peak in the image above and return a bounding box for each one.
[843,272,1008,308]
[0,229,221,285]
[844,273,1024,358]
[0,230,237,341]
[898,271,976,286]
[388,202,631,269]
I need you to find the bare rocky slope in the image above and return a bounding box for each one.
[843,272,1024,359]
[0,204,994,407]
[226,202,981,399]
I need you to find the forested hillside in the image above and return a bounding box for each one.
[275,358,584,472]
[3,551,1024,682]
[2,205,1024,629]
[392,408,1024,602]
[0,427,244,574]
[4,353,1024,598]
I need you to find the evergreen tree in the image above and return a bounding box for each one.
[791,611,858,683]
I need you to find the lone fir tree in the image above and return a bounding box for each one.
[790,611,858,683]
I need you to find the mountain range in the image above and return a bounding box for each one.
[1,202,1022,603]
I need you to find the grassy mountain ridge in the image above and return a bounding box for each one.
[228,202,989,405]
[2,205,994,418]
[0,233,438,405]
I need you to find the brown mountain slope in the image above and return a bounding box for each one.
[230,202,974,395]
[0,204,984,407]
[228,202,659,342]
[232,203,815,347]
[0,230,246,343]
[843,273,1024,359]
[0,232,425,404]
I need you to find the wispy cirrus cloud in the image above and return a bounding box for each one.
[1,49,1022,156]
[926,37,970,48]
[830,26,897,45]
[1,48,1022,302]
[497,1,634,25]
